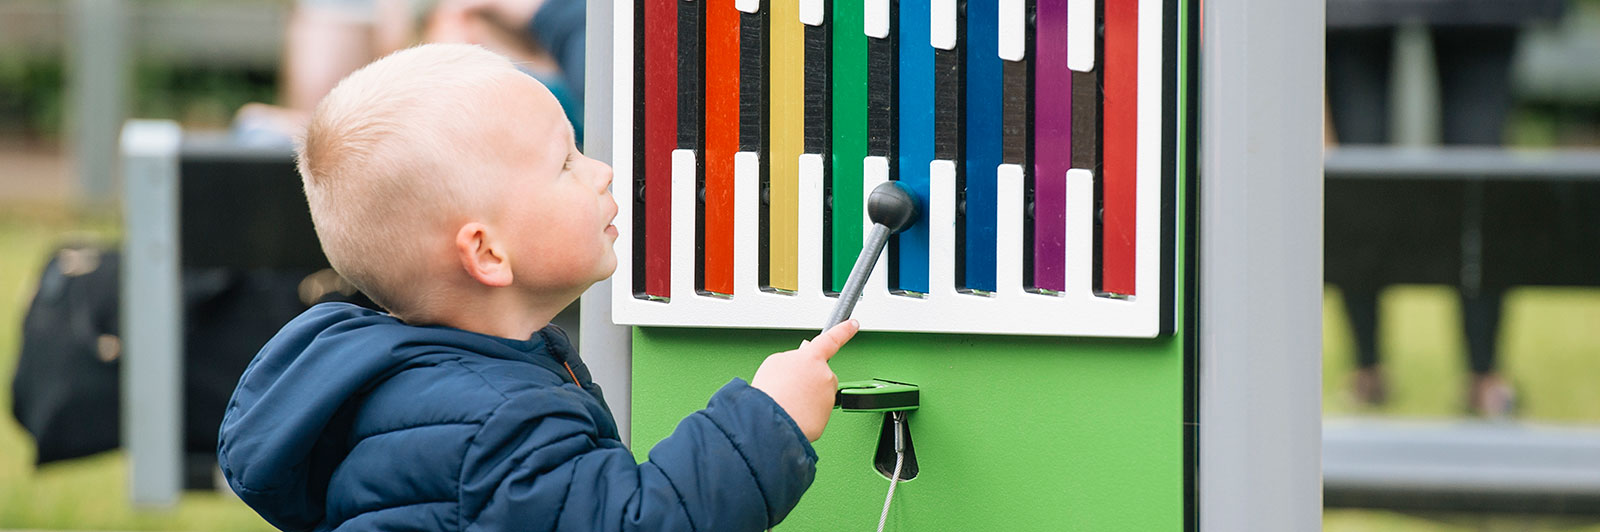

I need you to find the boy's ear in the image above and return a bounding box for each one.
[455,222,514,287]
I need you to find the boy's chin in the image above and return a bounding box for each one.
[592,260,619,284]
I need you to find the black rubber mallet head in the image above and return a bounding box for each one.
[825,181,921,329]
[867,181,919,235]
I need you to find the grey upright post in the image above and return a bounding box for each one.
[580,0,634,446]
[70,0,128,205]
[120,120,184,507]
[1199,0,1324,529]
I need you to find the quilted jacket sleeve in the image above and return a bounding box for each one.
[462,379,817,532]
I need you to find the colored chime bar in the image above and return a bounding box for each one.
[896,0,932,294]
[633,0,1138,302]
[640,0,676,300]
[770,0,801,292]
[965,0,1001,293]
[1102,0,1136,296]
[705,0,738,296]
[831,0,867,294]
[1035,0,1070,293]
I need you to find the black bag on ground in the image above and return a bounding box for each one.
[11,244,317,486]
[11,245,122,464]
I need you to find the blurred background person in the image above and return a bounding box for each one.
[441,0,587,111]
[232,0,408,146]
[234,0,586,147]
[426,0,587,141]
[1326,0,1566,418]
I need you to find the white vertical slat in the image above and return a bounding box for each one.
[1068,0,1095,72]
[610,0,637,318]
[798,154,826,297]
[865,0,890,38]
[733,153,762,295]
[996,164,1026,296]
[671,150,697,300]
[862,157,892,301]
[1065,169,1095,298]
[928,161,958,298]
[999,0,1026,61]
[1136,0,1163,303]
[801,0,825,26]
[932,0,957,49]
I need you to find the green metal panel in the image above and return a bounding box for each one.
[633,326,1185,529]
[830,0,866,293]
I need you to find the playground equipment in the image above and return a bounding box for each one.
[579,0,1322,529]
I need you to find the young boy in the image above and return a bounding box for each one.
[218,43,859,531]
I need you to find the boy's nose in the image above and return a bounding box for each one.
[595,160,615,192]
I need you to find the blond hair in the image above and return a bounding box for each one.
[297,43,520,319]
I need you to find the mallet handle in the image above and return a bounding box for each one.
[825,223,893,329]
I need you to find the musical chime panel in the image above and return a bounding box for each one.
[612,0,1176,337]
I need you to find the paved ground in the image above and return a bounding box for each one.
[0,136,73,205]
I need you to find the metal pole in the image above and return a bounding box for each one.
[120,120,184,507]
[580,0,634,446]
[1393,22,1440,147]
[70,0,128,205]
[1198,0,1325,529]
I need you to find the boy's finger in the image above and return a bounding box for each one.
[806,320,860,361]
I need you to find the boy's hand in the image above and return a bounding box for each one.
[751,320,861,442]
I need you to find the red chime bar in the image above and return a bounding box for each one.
[642,0,677,299]
[1101,0,1136,296]
[704,0,740,295]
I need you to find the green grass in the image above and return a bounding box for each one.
[1323,285,1600,421]
[1322,285,1600,532]
[0,203,1597,530]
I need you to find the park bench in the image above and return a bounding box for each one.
[1323,145,1600,516]
[1324,418,1600,515]
[1326,146,1600,291]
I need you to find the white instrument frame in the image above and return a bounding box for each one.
[609,0,1170,337]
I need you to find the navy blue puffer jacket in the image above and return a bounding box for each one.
[218,303,817,531]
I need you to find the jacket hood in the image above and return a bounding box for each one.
[217,303,576,531]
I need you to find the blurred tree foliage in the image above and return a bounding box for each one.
[130,63,278,129]
[0,54,276,139]
[0,51,66,137]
